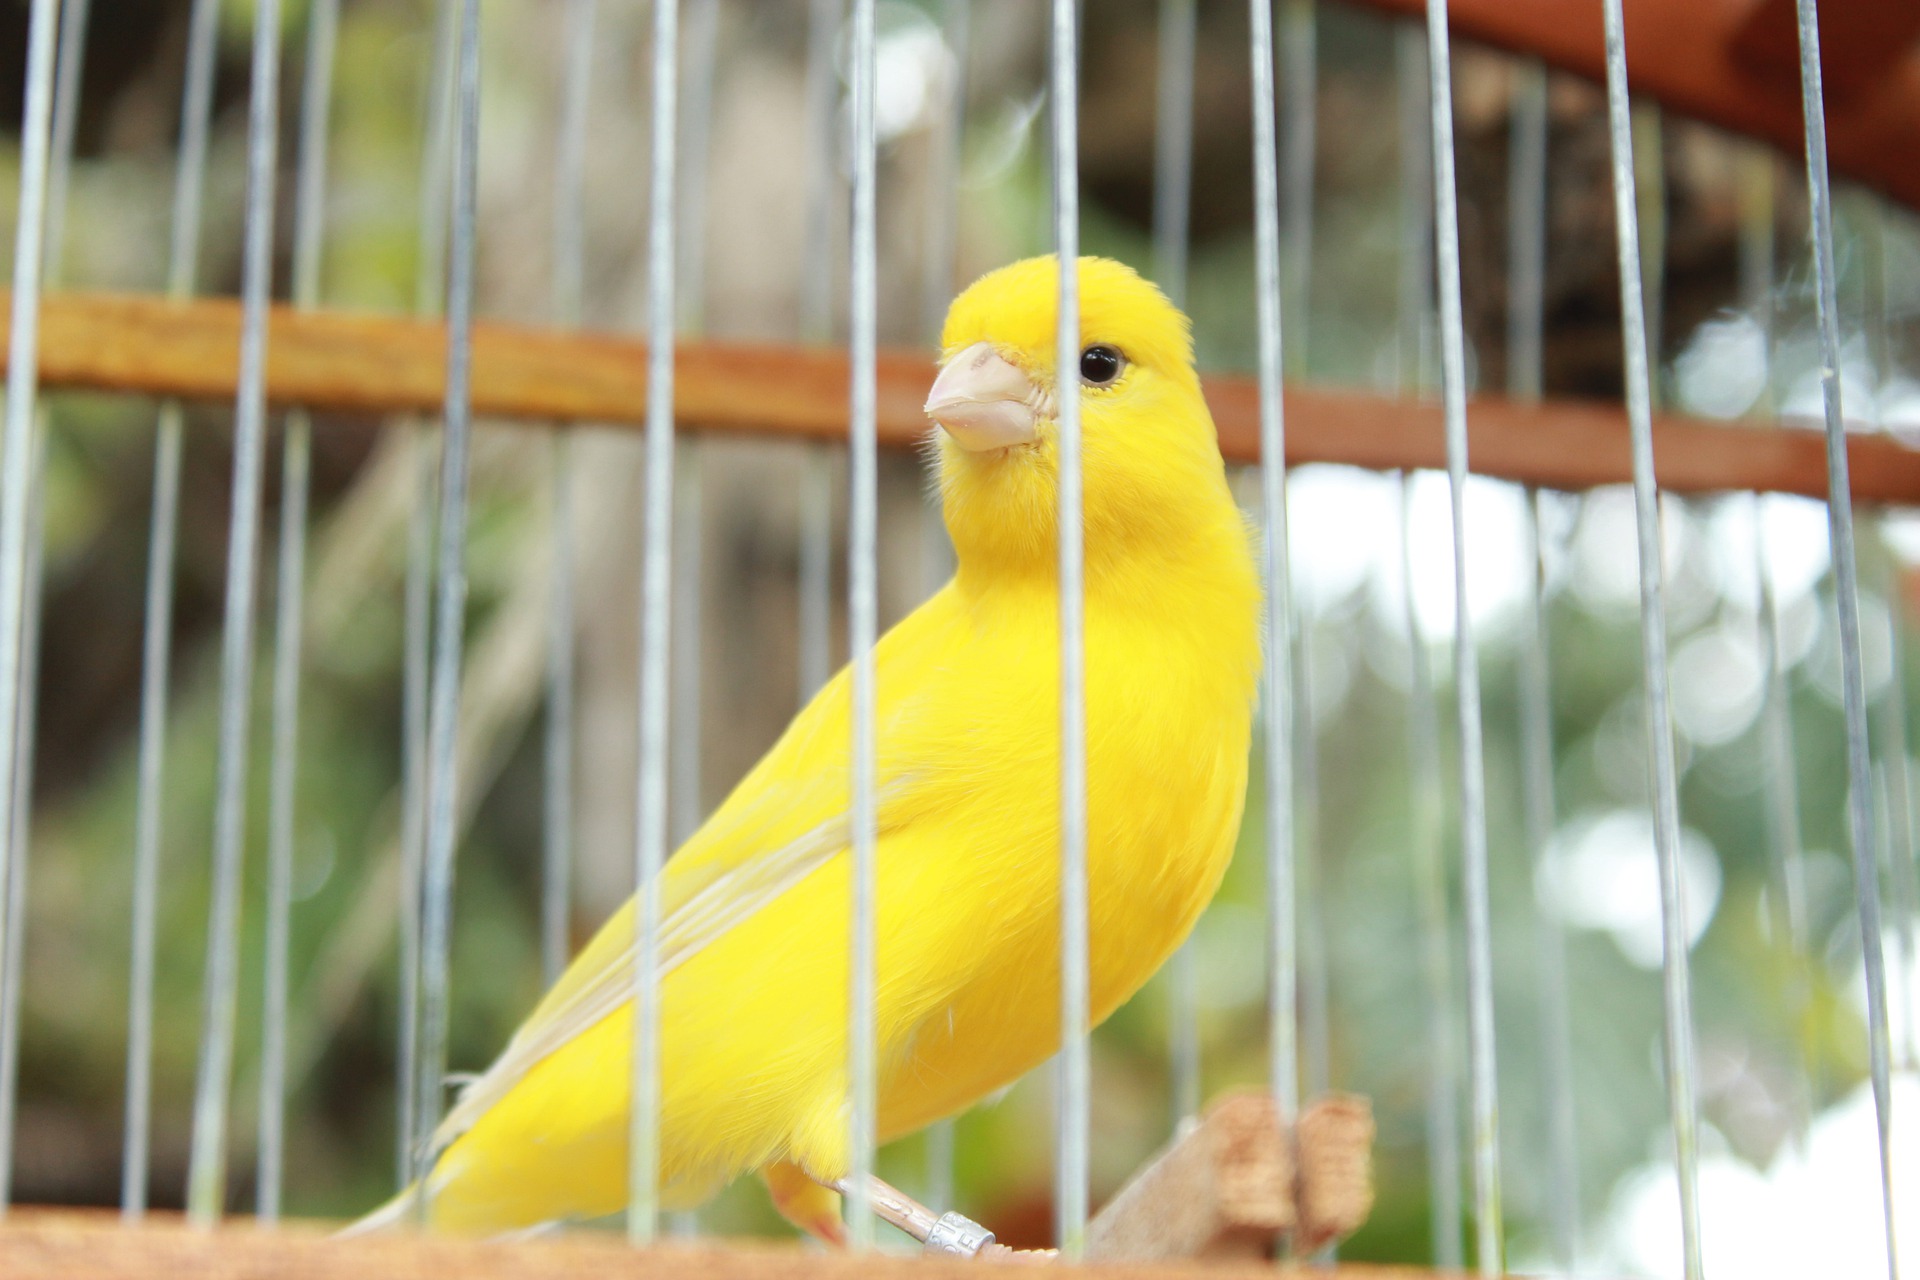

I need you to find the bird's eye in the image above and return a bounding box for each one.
[1079,344,1125,387]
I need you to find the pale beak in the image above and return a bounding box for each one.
[923,342,1040,451]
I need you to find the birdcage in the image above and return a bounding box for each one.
[0,0,1910,1277]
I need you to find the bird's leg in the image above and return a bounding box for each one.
[763,1160,848,1247]
[829,1173,998,1258]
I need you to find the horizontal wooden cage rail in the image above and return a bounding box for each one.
[9,291,1920,506]
[0,1212,1493,1280]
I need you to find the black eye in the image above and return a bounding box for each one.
[1079,344,1124,387]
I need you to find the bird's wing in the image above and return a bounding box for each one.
[430,794,888,1152]
[429,589,958,1156]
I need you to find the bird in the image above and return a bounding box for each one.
[354,254,1261,1241]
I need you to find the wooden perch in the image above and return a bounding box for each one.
[1085,1091,1375,1263]
[6,291,1920,506]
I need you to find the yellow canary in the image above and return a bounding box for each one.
[362,255,1260,1237]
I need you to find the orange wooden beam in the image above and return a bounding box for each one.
[0,1210,1513,1280]
[1343,0,1920,214]
[8,291,1920,507]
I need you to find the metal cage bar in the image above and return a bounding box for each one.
[257,0,340,1221]
[626,0,679,1242]
[1598,2,1705,1275]
[843,0,881,1250]
[1505,55,1582,1274]
[0,0,88,1213]
[1249,0,1300,1171]
[1049,0,1091,1257]
[122,0,221,1216]
[917,0,969,1209]
[1736,146,1818,1156]
[542,0,597,990]
[0,0,59,1218]
[415,0,482,1225]
[1282,0,1332,1123]
[397,0,462,1193]
[1393,23,1462,1272]
[1791,1,1901,1269]
[1154,0,1202,1137]
[796,0,841,712]
[1422,0,1503,1269]
[183,0,283,1225]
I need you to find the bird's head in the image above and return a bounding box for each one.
[924,255,1231,582]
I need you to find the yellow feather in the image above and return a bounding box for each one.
[387,255,1261,1234]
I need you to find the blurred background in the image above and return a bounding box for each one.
[0,1,1913,1275]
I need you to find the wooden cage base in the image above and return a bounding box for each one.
[0,1093,1403,1278]
[0,1211,1472,1280]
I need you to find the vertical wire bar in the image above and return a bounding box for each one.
[256,431,309,1223]
[922,1121,954,1222]
[1880,601,1918,1072]
[1505,63,1548,408]
[915,0,966,598]
[1861,197,1920,1076]
[798,0,841,345]
[1632,104,1665,409]
[797,458,833,702]
[1152,0,1195,309]
[845,0,879,1250]
[543,0,596,989]
[1737,151,1817,1136]
[1278,0,1315,373]
[184,0,283,1226]
[1048,0,1090,1258]
[1505,55,1580,1273]
[626,0,678,1242]
[1597,4,1703,1276]
[1753,494,1817,1086]
[669,0,718,863]
[125,0,221,1214]
[1292,612,1328,1103]
[540,435,575,991]
[0,0,86,1209]
[1791,4,1899,1267]
[0,512,42,1204]
[0,429,46,1214]
[796,0,841,706]
[0,0,58,1216]
[919,0,969,1205]
[1152,0,1201,1135]
[675,0,718,337]
[1249,0,1298,1155]
[921,0,970,344]
[1394,22,1461,1270]
[1276,42,1319,1073]
[670,447,702,846]
[415,0,480,1216]
[256,0,338,1222]
[1278,0,1330,1113]
[398,0,460,1191]
[1422,2,1502,1269]
[1403,486,1466,1272]
[397,431,434,1191]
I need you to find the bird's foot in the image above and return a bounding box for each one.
[763,1160,848,1248]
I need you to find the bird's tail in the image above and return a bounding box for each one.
[336,1182,423,1236]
